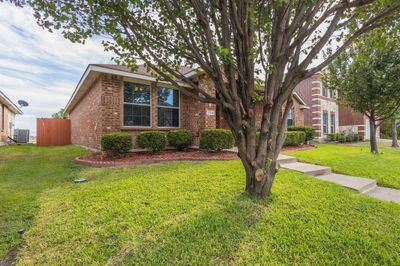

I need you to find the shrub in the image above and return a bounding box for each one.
[287,126,315,141]
[101,133,132,157]
[283,131,306,147]
[345,134,354,142]
[327,133,339,142]
[137,131,167,152]
[353,134,360,142]
[200,129,234,151]
[167,129,193,150]
[359,134,364,141]
[338,134,346,143]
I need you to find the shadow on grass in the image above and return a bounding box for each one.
[117,194,270,265]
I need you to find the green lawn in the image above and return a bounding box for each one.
[1,145,400,265]
[288,143,400,189]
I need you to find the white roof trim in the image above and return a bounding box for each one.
[293,92,308,107]
[65,65,193,113]
[0,90,23,115]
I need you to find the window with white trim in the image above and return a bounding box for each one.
[330,112,335,133]
[123,82,151,127]
[323,111,328,134]
[157,87,179,127]
[287,107,295,126]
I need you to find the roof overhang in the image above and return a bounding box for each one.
[65,64,193,114]
[0,91,23,115]
[293,92,309,109]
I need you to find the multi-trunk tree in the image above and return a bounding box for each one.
[10,0,400,197]
[322,31,400,154]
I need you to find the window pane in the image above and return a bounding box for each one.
[124,82,150,104]
[124,104,150,126]
[157,87,179,107]
[158,107,179,127]
[323,112,328,133]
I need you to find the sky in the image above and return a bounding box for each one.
[0,3,115,135]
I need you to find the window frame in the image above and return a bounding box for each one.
[321,86,329,97]
[322,111,328,134]
[156,87,180,128]
[287,107,295,126]
[330,112,335,133]
[123,81,152,128]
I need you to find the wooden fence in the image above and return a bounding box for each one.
[36,118,71,146]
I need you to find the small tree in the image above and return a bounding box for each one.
[391,117,400,148]
[12,0,400,197]
[51,108,68,119]
[322,32,400,153]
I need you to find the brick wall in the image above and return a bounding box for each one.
[70,76,103,150]
[69,73,217,150]
[0,104,10,142]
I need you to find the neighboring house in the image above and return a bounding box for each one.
[294,74,339,140]
[0,90,23,144]
[339,105,378,140]
[65,65,370,150]
[293,73,375,140]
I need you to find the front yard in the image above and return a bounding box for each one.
[1,145,400,265]
[288,143,400,189]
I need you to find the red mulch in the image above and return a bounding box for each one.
[75,144,315,168]
[75,149,238,167]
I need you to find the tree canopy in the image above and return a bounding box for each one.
[10,0,400,197]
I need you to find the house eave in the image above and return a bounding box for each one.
[0,90,23,115]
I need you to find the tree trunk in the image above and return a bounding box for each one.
[369,118,378,154]
[392,119,399,148]
[243,159,278,197]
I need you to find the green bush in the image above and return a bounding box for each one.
[287,126,315,141]
[352,134,360,142]
[327,133,339,142]
[101,133,132,157]
[200,129,235,151]
[345,134,354,142]
[283,131,306,147]
[137,131,167,152]
[167,129,193,150]
[338,134,346,143]
[359,134,364,141]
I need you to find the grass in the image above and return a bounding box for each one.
[1,145,400,265]
[0,145,89,259]
[287,143,400,189]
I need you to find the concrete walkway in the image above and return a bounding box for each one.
[277,155,400,204]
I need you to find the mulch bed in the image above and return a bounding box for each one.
[75,144,315,168]
[75,149,238,167]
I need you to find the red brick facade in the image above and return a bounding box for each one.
[69,73,218,150]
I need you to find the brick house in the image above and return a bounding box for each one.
[65,64,309,150]
[0,90,23,145]
[65,65,370,150]
[292,73,376,140]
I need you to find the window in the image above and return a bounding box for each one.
[322,111,328,134]
[157,87,179,127]
[287,107,295,126]
[322,86,329,97]
[123,82,151,127]
[330,112,335,133]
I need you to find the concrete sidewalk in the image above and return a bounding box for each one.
[279,155,400,204]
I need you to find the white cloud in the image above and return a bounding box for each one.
[0,2,115,135]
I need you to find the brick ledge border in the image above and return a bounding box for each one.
[75,155,237,168]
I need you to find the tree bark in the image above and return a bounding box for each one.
[391,118,399,148]
[369,118,378,154]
